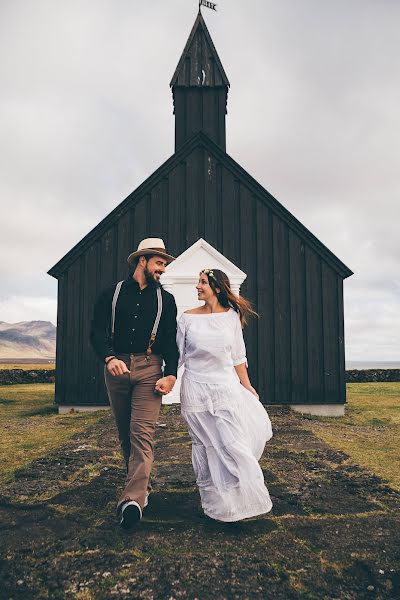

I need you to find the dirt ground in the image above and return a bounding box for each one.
[1,405,399,600]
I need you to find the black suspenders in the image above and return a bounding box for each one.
[111,282,163,357]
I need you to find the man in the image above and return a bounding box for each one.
[90,238,178,529]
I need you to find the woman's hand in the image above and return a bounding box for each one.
[155,375,177,395]
[242,383,259,400]
[106,358,130,376]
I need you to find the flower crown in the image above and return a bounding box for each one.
[201,268,216,280]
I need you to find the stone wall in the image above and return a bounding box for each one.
[0,369,55,385]
[0,368,399,385]
[345,369,400,383]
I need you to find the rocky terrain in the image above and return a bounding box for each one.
[0,321,56,359]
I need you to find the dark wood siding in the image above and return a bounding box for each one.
[63,259,81,405]
[322,263,340,404]
[203,151,218,247]
[273,215,291,403]
[305,246,324,404]
[54,273,67,405]
[239,185,257,386]
[54,143,348,407]
[289,230,307,404]
[256,203,274,403]
[337,277,346,405]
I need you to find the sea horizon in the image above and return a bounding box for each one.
[346,360,400,370]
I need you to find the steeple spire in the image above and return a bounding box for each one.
[170,11,229,151]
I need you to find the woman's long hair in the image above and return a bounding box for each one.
[200,268,258,327]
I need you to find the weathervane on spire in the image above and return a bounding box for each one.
[199,0,217,11]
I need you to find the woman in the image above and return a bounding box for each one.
[177,268,273,522]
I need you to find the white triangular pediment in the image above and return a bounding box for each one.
[161,238,246,286]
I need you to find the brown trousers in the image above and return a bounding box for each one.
[104,353,163,511]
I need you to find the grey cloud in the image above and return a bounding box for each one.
[0,0,399,359]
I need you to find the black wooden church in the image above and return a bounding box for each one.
[48,11,353,411]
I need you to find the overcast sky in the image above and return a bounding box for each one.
[0,0,399,361]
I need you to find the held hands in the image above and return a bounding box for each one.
[106,357,130,377]
[105,357,176,395]
[155,375,177,396]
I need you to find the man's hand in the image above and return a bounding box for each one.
[106,357,130,377]
[155,375,177,395]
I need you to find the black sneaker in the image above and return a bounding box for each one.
[119,501,142,529]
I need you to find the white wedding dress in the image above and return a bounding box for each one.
[177,308,273,522]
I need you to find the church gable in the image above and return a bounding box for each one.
[49,131,352,282]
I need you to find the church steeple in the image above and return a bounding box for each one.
[170,11,230,151]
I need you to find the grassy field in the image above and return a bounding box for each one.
[0,384,105,483]
[0,382,399,491]
[300,382,400,490]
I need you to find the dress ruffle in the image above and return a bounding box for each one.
[181,375,273,522]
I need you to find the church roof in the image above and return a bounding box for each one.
[170,11,229,88]
[48,132,352,280]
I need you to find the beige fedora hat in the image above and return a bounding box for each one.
[127,238,176,266]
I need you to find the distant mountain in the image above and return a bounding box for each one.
[0,321,56,359]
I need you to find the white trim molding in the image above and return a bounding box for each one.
[290,404,345,417]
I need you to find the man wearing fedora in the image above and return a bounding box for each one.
[90,238,178,529]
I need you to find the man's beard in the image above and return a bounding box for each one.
[144,267,161,286]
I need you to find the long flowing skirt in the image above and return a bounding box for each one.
[180,375,273,522]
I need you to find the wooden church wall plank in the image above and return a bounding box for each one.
[185,148,201,245]
[239,185,258,387]
[197,151,206,237]
[217,90,227,151]
[189,38,199,87]
[54,272,67,405]
[99,226,117,290]
[305,246,324,403]
[221,167,240,263]
[203,150,219,247]
[168,162,186,257]
[322,262,340,404]
[289,230,307,404]
[203,89,216,144]
[64,259,81,405]
[133,197,150,251]
[161,177,169,243]
[116,210,132,280]
[82,243,103,405]
[173,90,186,149]
[77,254,88,405]
[256,201,275,403]
[216,161,223,249]
[187,89,202,139]
[150,183,163,236]
[337,277,346,405]
[273,215,291,404]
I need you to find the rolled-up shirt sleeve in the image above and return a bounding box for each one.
[162,295,179,378]
[231,313,248,367]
